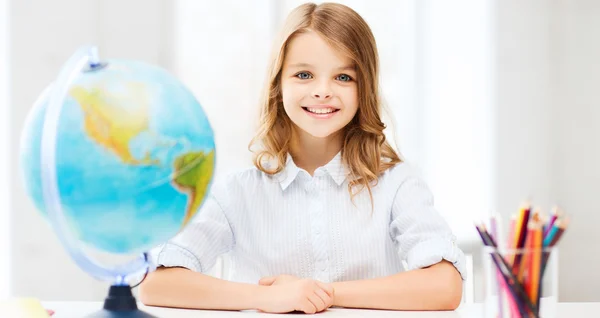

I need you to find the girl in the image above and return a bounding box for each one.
[140,2,465,314]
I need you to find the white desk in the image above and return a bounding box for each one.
[42,302,600,318]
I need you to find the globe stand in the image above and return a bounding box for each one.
[87,285,156,318]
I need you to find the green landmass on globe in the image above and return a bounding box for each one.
[173,150,215,226]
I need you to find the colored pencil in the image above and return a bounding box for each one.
[541,218,570,275]
[507,216,516,250]
[504,216,520,318]
[512,205,531,274]
[543,223,560,247]
[519,211,539,282]
[476,224,537,317]
[529,222,543,312]
[549,218,568,246]
[509,204,528,266]
[543,207,561,238]
[476,203,569,318]
[523,225,535,298]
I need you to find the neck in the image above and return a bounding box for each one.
[289,126,344,175]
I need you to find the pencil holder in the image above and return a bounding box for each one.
[482,246,559,318]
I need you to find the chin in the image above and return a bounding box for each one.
[303,127,342,139]
[308,132,335,138]
[291,118,347,139]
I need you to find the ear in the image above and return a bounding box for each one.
[259,276,276,286]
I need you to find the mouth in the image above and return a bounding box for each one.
[301,106,340,115]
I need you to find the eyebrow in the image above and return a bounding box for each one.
[287,63,355,71]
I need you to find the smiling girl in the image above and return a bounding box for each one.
[140,2,465,314]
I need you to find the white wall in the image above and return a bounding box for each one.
[495,0,554,219]
[550,0,600,302]
[9,0,174,300]
[495,0,600,302]
[0,0,11,300]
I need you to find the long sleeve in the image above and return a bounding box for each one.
[152,189,235,273]
[389,175,467,280]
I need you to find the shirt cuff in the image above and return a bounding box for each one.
[405,237,467,280]
[153,243,203,272]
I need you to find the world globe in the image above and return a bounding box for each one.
[19,49,216,256]
[18,45,216,317]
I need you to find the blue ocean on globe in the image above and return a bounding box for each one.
[19,59,216,255]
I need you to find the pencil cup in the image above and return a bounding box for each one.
[482,246,558,318]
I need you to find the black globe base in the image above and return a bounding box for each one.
[86,285,157,318]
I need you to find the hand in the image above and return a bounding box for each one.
[256,278,335,314]
[259,274,301,286]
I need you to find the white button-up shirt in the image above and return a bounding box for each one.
[153,152,466,283]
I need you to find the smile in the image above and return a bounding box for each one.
[301,106,340,119]
[302,106,340,114]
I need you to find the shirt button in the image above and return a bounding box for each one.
[319,263,327,271]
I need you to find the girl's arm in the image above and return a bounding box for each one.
[139,267,262,310]
[139,182,263,310]
[140,267,335,313]
[331,260,463,310]
[368,172,466,310]
[328,170,466,310]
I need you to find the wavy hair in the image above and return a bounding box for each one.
[248,2,402,203]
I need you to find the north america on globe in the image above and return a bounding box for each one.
[68,82,214,227]
[20,59,216,254]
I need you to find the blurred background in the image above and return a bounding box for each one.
[1,0,598,304]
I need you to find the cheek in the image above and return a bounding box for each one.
[281,82,302,110]
[343,87,359,114]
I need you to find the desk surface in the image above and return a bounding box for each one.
[42,302,600,318]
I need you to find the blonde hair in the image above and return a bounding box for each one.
[249,2,402,202]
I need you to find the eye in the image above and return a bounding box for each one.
[295,72,313,80]
[336,74,353,82]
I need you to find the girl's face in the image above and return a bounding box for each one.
[280,31,359,140]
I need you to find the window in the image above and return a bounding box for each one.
[172,0,275,180]
[413,0,494,243]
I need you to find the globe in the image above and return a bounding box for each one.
[19,52,216,256]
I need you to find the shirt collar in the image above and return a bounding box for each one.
[277,154,301,190]
[277,151,347,190]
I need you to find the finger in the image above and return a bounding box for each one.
[314,288,333,308]
[302,298,318,314]
[316,281,334,297]
[258,276,275,286]
[310,292,327,312]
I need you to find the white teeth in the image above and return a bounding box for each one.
[306,107,336,114]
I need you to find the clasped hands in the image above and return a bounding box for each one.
[256,274,335,314]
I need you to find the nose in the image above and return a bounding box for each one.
[312,91,332,99]
[312,80,332,100]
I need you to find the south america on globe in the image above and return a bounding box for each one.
[19,59,216,255]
